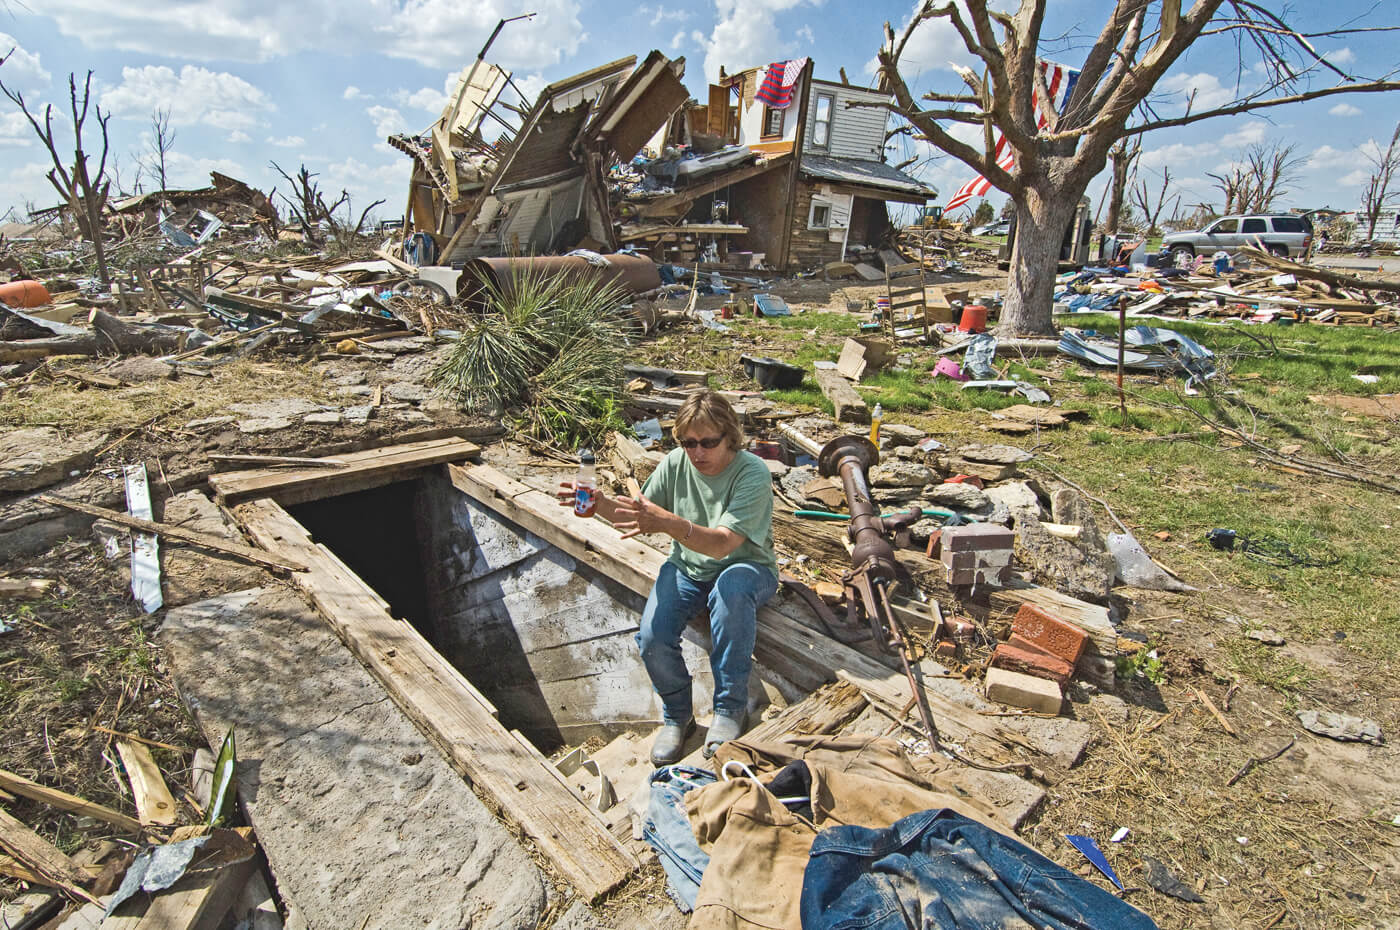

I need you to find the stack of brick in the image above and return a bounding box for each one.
[934,524,1013,586]
[985,604,1090,715]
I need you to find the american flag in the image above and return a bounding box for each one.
[944,60,1081,212]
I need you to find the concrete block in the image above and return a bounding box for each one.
[1012,603,1088,666]
[991,641,1073,688]
[985,666,1064,715]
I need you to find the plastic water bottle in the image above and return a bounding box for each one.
[574,450,597,518]
[869,403,883,445]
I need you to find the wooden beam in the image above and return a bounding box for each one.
[232,499,637,902]
[0,769,143,835]
[101,852,255,930]
[814,368,869,423]
[0,578,55,600]
[0,807,96,902]
[116,739,178,826]
[209,437,481,507]
[37,495,305,575]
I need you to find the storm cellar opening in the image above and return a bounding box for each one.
[287,469,751,758]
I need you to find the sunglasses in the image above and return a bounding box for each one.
[679,436,725,450]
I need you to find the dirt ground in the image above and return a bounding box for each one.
[3,257,1399,929]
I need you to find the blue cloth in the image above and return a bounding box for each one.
[801,808,1159,930]
[636,560,777,724]
[642,765,716,911]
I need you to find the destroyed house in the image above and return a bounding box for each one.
[391,51,933,274]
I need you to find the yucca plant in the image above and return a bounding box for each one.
[431,260,632,446]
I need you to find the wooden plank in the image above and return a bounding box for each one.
[102,856,255,930]
[814,368,869,423]
[0,577,54,599]
[208,454,347,469]
[0,769,143,834]
[115,739,178,826]
[0,807,95,901]
[233,499,636,902]
[37,495,305,575]
[210,437,481,506]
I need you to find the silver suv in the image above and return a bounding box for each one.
[1162,214,1312,259]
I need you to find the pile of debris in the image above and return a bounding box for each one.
[1057,244,1400,326]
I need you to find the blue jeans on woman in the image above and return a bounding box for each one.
[636,560,777,726]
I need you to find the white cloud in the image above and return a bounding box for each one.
[1139,141,1220,170]
[1157,72,1236,112]
[158,150,248,191]
[398,86,448,113]
[698,0,823,85]
[1328,47,1355,65]
[366,105,406,139]
[267,135,305,148]
[796,26,814,45]
[101,66,274,132]
[36,0,587,71]
[343,86,364,101]
[0,111,37,149]
[1219,120,1268,148]
[227,130,251,143]
[0,160,59,212]
[1338,168,1368,187]
[1309,144,1356,169]
[1329,103,1361,118]
[0,34,51,93]
[642,5,690,27]
[670,30,687,51]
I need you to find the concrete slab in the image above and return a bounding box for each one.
[161,587,548,930]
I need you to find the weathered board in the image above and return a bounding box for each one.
[210,437,481,506]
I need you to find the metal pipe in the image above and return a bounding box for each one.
[775,421,822,459]
[818,436,897,582]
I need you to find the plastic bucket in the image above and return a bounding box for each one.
[933,357,967,381]
[957,303,988,333]
[0,280,51,308]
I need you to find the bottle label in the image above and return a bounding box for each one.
[574,485,597,517]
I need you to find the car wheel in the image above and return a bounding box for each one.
[1170,245,1195,263]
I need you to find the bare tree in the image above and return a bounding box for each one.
[270,162,385,245]
[148,107,176,196]
[1206,162,1253,215]
[1130,165,1179,236]
[875,2,1400,335]
[1105,137,1141,234]
[1361,122,1400,241]
[1208,141,1305,214]
[0,69,113,286]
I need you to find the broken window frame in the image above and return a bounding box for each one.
[761,105,785,140]
[479,199,519,244]
[809,200,832,229]
[812,93,834,150]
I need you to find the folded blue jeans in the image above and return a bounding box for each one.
[636,560,777,726]
[642,764,717,911]
[801,808,1159,930]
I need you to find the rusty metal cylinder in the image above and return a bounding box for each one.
[818,435,898,581]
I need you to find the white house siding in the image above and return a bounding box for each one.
[804,81,889,160]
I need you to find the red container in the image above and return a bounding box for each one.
[957,303,988,333]
[0,280,51,308]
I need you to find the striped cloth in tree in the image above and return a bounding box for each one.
[755,57,809,110]
[945,59,1081,212]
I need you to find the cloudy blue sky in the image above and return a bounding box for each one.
[1,1,1396,226]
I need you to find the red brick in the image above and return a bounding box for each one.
[1011,603,1088,666]
[933,641,958,659]
[942,524,1014,552]
[990,642,1073,688]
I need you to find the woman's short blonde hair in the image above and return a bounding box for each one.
[674,390,744,452]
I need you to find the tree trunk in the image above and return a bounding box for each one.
[999,188,1076,337]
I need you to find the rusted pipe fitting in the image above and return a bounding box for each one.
[818,435,897,581]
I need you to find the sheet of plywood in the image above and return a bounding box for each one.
[210,437,480,507]
[233,499,636,902]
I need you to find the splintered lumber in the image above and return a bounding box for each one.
[1238,246,1400,295]
[0,807,95,901]
[233,499,636,902]
[37,495,305,575]
[207,453,347,469]
[209,437,481,506]
[813,368,869,424]
[0,578,55,600]
[0,769,143,834]
[101,833,256,930]
[115,740,178,826]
